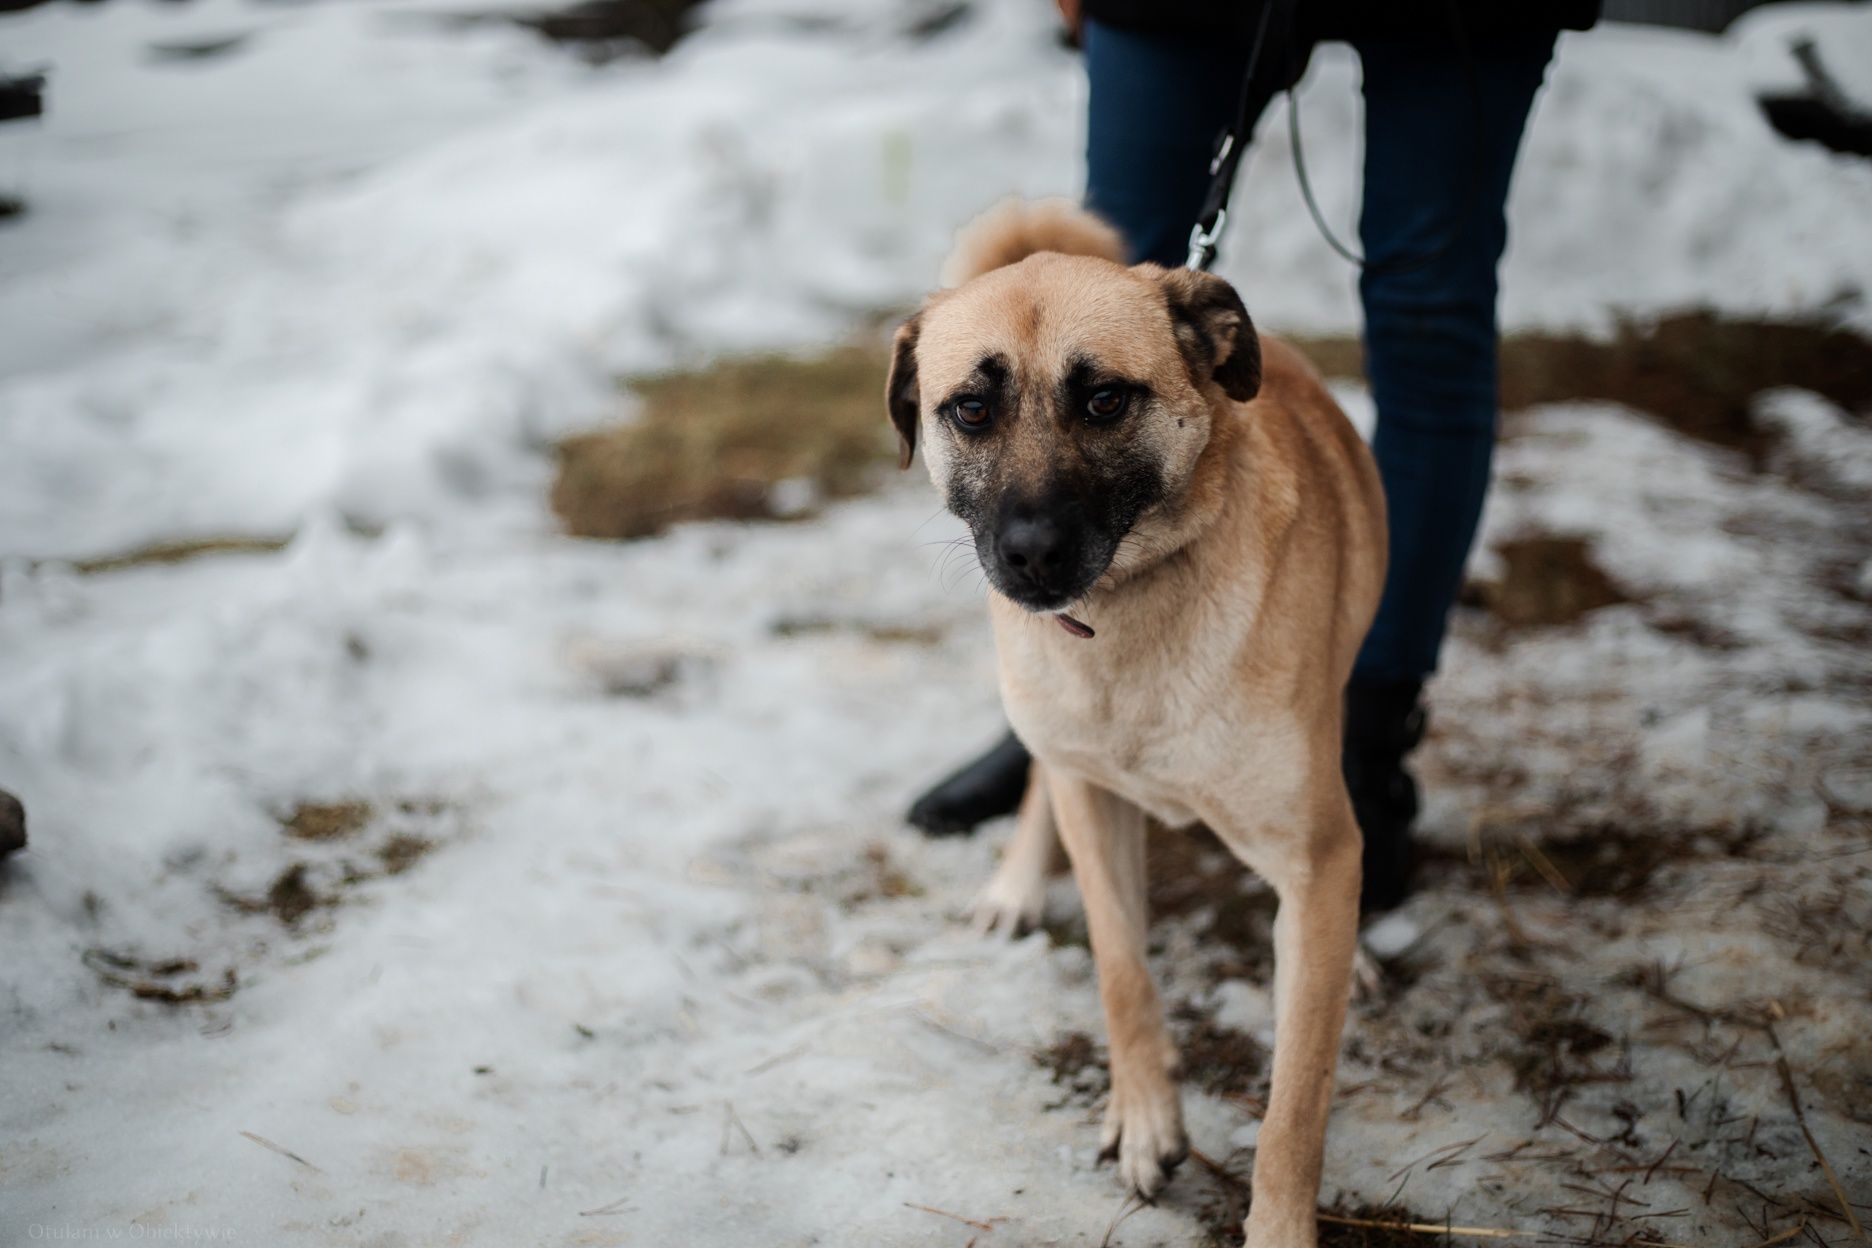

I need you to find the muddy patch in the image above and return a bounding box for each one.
[1499,313,1872,462]
[1171,1001,1267,1100]
[1469,535,1632,629]
[554,314,1871,549]
[219,797,452,928]
[280,800,373,842]
[83,949,239,1005]
[1522,825,1680,898]
[414,0,707,62]
[513,0,700,56]
[839,842,922,910]
[1187,1149,1451,1248]
[1034,1030,1107,1107]
[1037,825,1276,965]
[1421,819,1763,904]
[1294,312,1872,466]
[1151,826,1280,985]
[377,832,437,876]
[1483,970,1626,1122]
[552,346,894,541]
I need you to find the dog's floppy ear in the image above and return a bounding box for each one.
[885,313,922,470]
[1157,268,1261,402]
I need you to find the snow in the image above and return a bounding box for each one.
[3,0,1870,1244]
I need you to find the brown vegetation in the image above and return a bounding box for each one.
[1471,535,1631,629]
[551,347,894,540]
[1292,311,1872,462]
[551,313,1870,547]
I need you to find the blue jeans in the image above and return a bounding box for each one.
[1085,20,1556,684]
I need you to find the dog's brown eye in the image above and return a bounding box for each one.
[951,398,990,429]
[1086,388,1128,421]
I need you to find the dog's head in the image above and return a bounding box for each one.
[886,200,1260,613]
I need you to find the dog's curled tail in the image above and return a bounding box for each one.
[941,198,1127,287]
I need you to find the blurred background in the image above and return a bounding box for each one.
[1,1,1867,1244]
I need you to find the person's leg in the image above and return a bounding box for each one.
[1083,19,1264,267]
[1348,29,1558,908]
[910,16,1274,835]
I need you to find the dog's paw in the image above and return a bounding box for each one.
[1098,1077,1187,1199]
[968,863,1047,937]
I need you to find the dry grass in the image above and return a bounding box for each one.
[208,797,452,928]
[1293,311,1872,462]
[71,535,289,576]
[1472,535,1631,629]
[279,801,373,842]
[550,313,1868,545]
[81,949,239,1005]
[551,346,896,540]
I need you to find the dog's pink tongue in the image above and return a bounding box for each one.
[1056,613,1095,639]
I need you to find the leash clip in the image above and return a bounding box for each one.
[1185,208,1227,272]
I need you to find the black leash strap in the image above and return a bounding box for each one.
[1186,0,1482,277]
[1185,0,1280,273]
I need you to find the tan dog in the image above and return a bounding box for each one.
[887,200,1386,1247]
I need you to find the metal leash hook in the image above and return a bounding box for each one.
[1185,208,1227,273]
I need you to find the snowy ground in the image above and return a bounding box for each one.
[2,1,1869,1245]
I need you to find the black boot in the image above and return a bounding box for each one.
[906,730,1031,837]
[1343,678,1426,914]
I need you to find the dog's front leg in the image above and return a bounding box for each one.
[1047,771,1187,1198]
[972,763,1058,935]
[1218,801,1361,1248]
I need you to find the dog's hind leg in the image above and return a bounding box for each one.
[1048,771,1187,1198]
[971,764,1058,936]
[1214,791,1361,1248]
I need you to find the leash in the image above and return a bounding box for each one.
[1184,0,1280,272]
[1186,0,1484,277]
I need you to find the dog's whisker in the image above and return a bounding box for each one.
[910,506,952,536]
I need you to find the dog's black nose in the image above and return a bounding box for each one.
[997,514,1066,577]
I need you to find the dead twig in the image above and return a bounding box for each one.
[1767,1022,1864,1242]
[1486,847,1546,948]
[1643,1138,1680,1185]
[913,1006,1000,1054]
[1099,1193,1145,1248]
[903,1201,998,1233]
[1387,1134,1486,1183]
[1745,1223,1810,1248]
[720,1101,761,1158]
[744,1038,813,1075]
[1515,830,1573,894]
[238,1130,323,1174]
[1314,1211,1526,1240]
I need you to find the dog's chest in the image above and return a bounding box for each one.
[997,626,1230,829]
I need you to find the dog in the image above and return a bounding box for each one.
[887,199,1387,1247]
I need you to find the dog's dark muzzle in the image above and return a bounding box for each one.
[984,506,1110,611]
